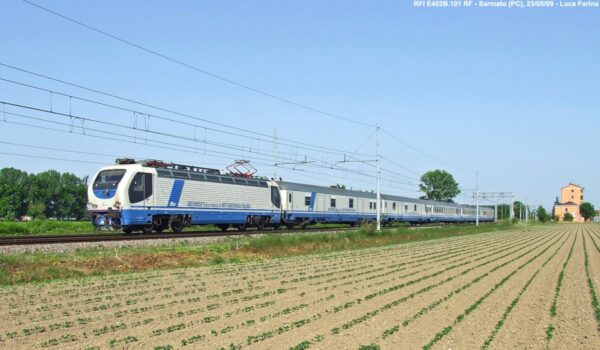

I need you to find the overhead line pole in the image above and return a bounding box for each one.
[376,124,381,232]
[475,171,479,226]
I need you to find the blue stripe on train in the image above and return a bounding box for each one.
[167,179,185,207]
[308,192,316,211]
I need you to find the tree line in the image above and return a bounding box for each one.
[0,167,87,220]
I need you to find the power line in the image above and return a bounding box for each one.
[0,74,371,160]
[1,106,417,188]
[0,151,103,165]
[22,0,374,128]
[381,128,471,173]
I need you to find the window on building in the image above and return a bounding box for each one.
[331,198,336,208]
[349,198,354,208]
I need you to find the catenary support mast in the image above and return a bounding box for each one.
[376,124,381,232]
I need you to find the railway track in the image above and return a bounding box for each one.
[0,226,358,246]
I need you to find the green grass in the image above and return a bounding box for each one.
[0,220,95,236]
[0,222,537,285]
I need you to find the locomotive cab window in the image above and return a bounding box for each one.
[128,173,153,203]
[93,169,126,190]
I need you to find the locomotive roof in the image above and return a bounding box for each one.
[276,181,473,208]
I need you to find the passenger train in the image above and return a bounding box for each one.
[87,159,495,233]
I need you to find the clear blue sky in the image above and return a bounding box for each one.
[0,1,598,211]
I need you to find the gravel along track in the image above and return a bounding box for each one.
[0,227,357,255]
[1,225,599,349]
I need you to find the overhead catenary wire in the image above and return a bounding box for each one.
[0,72,425,185]
[21,0,375,128]
[0,107,419,189]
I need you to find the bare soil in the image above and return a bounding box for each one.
[0,225,599,350]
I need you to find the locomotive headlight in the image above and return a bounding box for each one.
[114,200,121,209]
[87,203,98,210]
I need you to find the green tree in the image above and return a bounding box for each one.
[27,201,46,220]
[563,212,574,222]
[419,170,460,202]
[579,202,595,221]
[0,168,30,219]
[537,205,551,223]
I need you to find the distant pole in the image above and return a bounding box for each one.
[376,124,381,232]
[525,204,529,223]
[494,201,498,222]
[510,195,514,221]
[273,128,278,178]
[475,171,479,226]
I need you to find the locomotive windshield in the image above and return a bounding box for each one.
[93,169,126,190]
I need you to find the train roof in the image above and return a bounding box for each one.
[276,181,473,208]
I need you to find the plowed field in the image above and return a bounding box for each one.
[1,224,599,349]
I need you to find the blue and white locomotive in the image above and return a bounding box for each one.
[87,159,495,233]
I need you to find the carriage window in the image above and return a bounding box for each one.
[330,198,336,208]
[233,178,247,185]
[405,204,408,211]
[128,173,153,203]
[190,173,205,181]
[205,175,220,183]
[369,202,373,210]
[289,193,292,203]
[393,202,396,210]
[349,198,354,208]
[305,196,311,206]
[414,204,417,211]
[172,171,189,179]
[220,177,234,184]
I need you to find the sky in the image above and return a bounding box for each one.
[0,0,598,211]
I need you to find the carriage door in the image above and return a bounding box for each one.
[129,173,153,208]
[288,192,294,211]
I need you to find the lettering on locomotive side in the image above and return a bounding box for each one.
[187,201,251,209]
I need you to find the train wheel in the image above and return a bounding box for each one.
[142,225,153,235]
[154,226,165,234]
[123,227,134,235]
[236,224,247,231]
[273,224,281,230]
[171,223,185,233]
[256,222,266,231]
[217,224,229,231]
[286,223,294,230]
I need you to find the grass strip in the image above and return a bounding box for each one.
[422,228,568,350]
[0,223,521,285]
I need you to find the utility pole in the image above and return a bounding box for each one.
[494,201,498,222]
[475,171,479,226]
[510,195,514,221]
[376,124,381,232]
[273,128,278,179]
